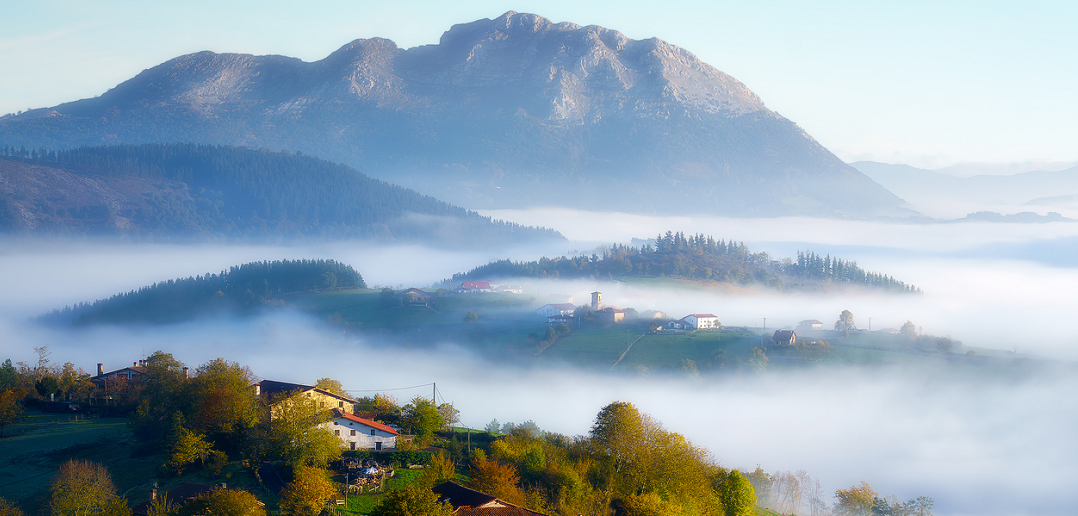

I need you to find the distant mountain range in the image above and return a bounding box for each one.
[0,143,562,244]
[0,12,907,218]
[853,161,1078,218]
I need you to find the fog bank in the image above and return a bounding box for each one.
[1,313,1074,516]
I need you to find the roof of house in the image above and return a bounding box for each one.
[331,409,400,435]
[689,313,718,319]
[541,303,576,310]
[800,319,824,324]
[91,365,148,382]
[257,380,357,404]
[460,282,492,289]
[772,330,796,340]
[433,482,547,516]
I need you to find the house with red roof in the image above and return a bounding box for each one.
[683,314,720,329]
[457,281,493,293]
[321,409,400,451]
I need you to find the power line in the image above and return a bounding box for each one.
[345,382,434,394]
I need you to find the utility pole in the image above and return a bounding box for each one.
[432,382,436,404]
[868,317,872,331]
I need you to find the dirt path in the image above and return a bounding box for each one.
[610,332,647,370]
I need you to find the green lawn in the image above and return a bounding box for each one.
[0,411,146,513]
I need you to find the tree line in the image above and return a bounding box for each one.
[450,231,920,293]
[0,143,562,244]
[38,259,365,326]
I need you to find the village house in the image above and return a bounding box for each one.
[772,330,797,346]
[90,360,170,388]
[640,310,667,319]
[322,409,400,451]
[535,303,576,318]
[682,314,720,329]
[432,481,547,516]
[254,379,358,415]
[797,319,824,331]
[496,285,524,294]
[600,307,625,324]
[456,281,494,293]
[396,288,431,306]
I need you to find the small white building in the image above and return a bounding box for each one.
[322,409,400,451]
[536,303,576,318]
[683,314,720,329]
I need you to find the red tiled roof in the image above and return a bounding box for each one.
[331,409,400,435]
[461,282,492,289]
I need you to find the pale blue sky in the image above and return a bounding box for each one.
[2,0,1075,168]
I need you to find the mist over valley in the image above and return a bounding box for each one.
[2,6,1077,516]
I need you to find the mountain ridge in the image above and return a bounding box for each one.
[1,12,907,218]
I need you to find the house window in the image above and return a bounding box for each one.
[370,429,375,436]
[338,401,344,408]
[375,442,382,451]
[335,430,340,436]
[350,430,356,436]
[320,401,325,408]
[350,442,355,451]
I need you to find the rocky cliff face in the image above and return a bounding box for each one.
[0,12,907,217]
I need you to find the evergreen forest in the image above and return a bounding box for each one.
[0,143,562,244]
[450,231,920,293]
[39,259,364,326]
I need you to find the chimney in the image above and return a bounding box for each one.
[97,363,104,376]
[182,366,189,379]
[133,362,137,367]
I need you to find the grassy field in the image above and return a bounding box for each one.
[0,411,146,513]
[0,410,269,514]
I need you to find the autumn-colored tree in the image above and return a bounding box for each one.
[835,310,855,332]
[188,358,258,450]
[418,452,456,488]
[278,466,337,516]
[613,492,681,516]
[314,378,346,397]
[0,388,24,437]
[468,457,525,505]
[369,483,454,516]
[49,459,131,516]
[834,481,877,516]
[267,391,340,468]
[175,488,266,516]
[0,496,24,516]
[165,425,219,474]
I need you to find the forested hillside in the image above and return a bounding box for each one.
[0,144,562,244]
[39,259,364,326]
[451,231,920,293]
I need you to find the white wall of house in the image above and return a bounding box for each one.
[536,304,575,317]
[321,417,398,451]
[684,315,719,329]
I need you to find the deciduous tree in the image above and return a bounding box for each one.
[369,483,454,516]
[0,496,24,516]
[314,378,346,396]
[720,471,756,516]
[834,481,877,516]
[267,391,341,468]
[175,488,265,516]
[278,466,337,516]
[0,388,23,437]
[402,396,443,445]
[49,459,130,516]
[835,310,855,332]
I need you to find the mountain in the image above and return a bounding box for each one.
[0,143,563,244]
[853,161,1078,218]
[0,11,907,217]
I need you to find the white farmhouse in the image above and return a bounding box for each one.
[321,409,400,451]
[536,303,576,318]
[682,314,720,329]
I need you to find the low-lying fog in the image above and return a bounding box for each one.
[3,213,1078,516]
